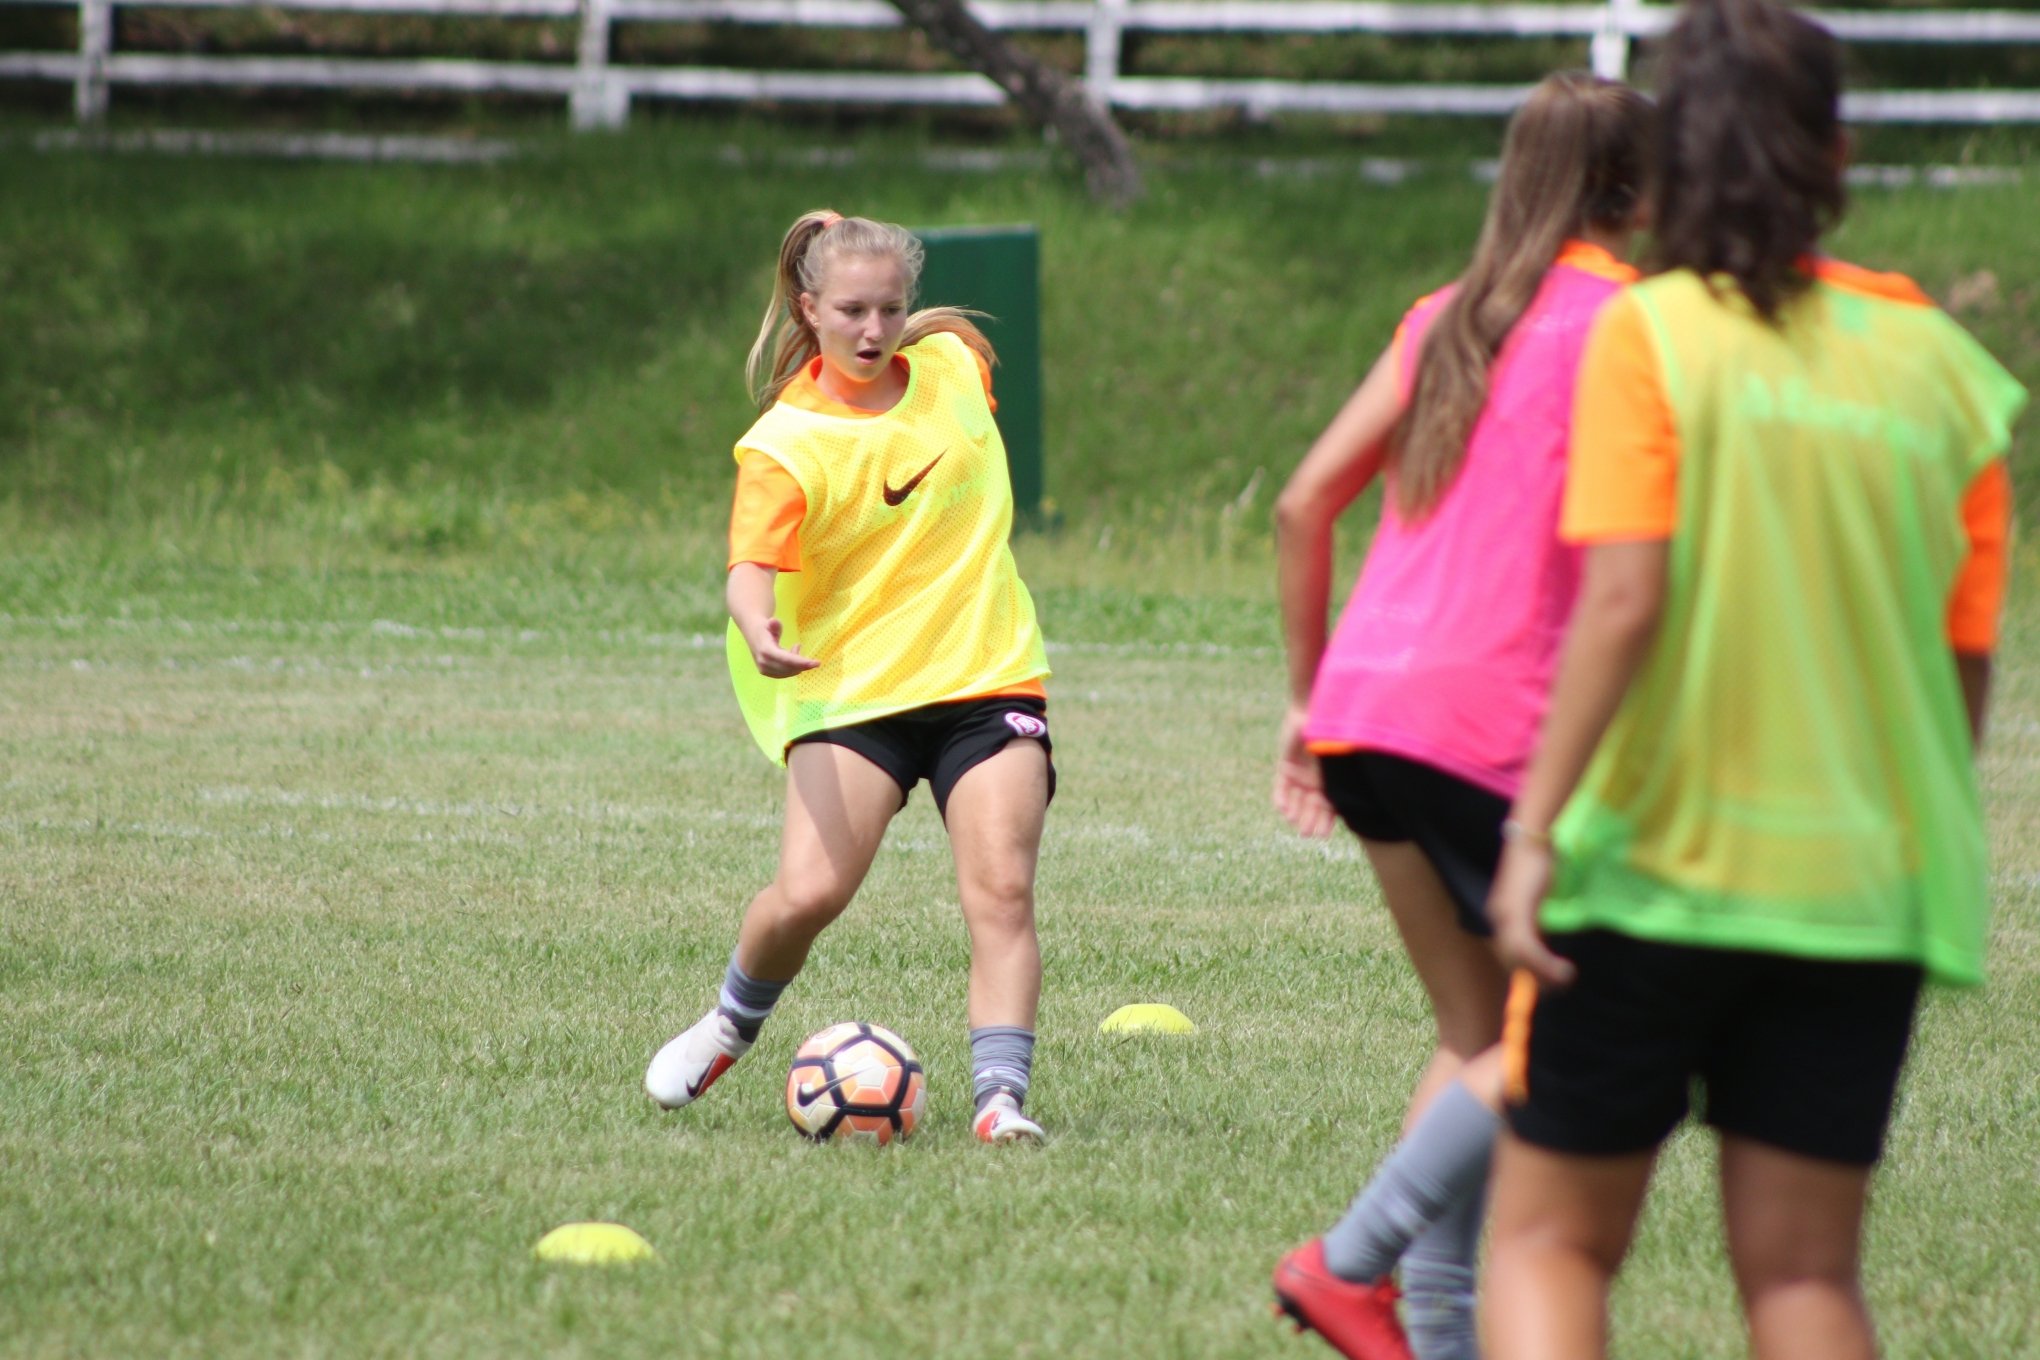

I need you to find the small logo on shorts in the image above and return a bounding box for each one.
[1004,711,1047,738]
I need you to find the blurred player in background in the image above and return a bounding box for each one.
[645,209,1054,1145]
[1269,71,1654,1360]
[1483,1,2025,1355]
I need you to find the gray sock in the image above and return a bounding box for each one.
[1400,1183,1487,1360]
[716,954,789,1042]
[969,1026,1034,1111]
[1321,1080,1500,1283]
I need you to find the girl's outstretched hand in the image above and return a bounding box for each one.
[1488,838,1576,987]
[1273,705,1338,838]
[745,617,820,679]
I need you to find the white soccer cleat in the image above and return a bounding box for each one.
[972,1091,1044,1145]
[645,1010,754,1109]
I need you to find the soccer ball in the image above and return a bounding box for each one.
[785,1022,926,1145]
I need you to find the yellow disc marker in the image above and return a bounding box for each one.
[1098,1003,1197,1035]
[532,1222,657,1265]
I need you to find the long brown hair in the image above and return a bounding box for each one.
[1394,72,1653,519]
[744,210,995,410]
[1650,0,1845,323]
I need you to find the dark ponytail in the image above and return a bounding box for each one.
[1650,0,1846,322]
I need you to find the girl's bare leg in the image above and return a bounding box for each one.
[1362,839,1509,1128]
[943,739,1049,1029]
[735,741,903,979]
[1720,1135,1878,1360]
[1483,1134,1656,1360]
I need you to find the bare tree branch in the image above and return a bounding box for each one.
[885,0,1142,209]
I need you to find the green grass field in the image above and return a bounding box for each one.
[3,538,2038,1359]
[3,124,2039,1356]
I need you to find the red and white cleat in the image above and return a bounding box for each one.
[645,1010,753,1110]
[972,1091,1044,1145]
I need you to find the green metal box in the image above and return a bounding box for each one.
[913,225,1044,520]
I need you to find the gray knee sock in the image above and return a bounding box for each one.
[1321,1080,1500,1283]
[716,954,789,1041]
[969,1026,1034,1111]
[1400,1182,1487,1360]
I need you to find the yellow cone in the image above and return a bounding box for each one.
[533,1222,657,1265]
[1099,1003,1197,1035]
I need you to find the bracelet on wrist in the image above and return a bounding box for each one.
[1501,818,1553,848]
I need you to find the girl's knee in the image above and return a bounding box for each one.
[771,874,856,930]
[1731,1247,1864,1303]
[959,865,1037,928]
[965,895,1037,943]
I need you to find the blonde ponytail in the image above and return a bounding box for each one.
[745,209,839,411]
[745,212,999,410]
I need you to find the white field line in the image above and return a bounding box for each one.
[12,806,2032,880]
[0,611,724,650]
[37,654,482,676]
[0,787,778,828]
[198,784,657,820]
[0,812,773,848]
[0,808,1373,864]
[0,612,1279,658]
[191,784,783,830]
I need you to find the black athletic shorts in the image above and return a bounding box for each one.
[789,696,1055,819]
[1317,751,1508,936]
[1506,930,1924,1167]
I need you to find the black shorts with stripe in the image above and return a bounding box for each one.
[789,696,1055,819]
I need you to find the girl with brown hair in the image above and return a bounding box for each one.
[1269,71,1654,1360]
[1483,1,2023,1355]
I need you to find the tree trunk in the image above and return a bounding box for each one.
[885,0,1142,209]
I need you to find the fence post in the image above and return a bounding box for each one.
[75,0,111,124]
[1085,0,1126,103]
[1590,0,1635,81]
[572,0,629,129]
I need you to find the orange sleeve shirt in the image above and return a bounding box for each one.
[727,456,806,572]
[1949,460,2012,653]
[1564,280,2012,651]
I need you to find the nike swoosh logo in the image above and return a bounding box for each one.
[793,1069,870,1107]
[883,451,946,506]
[685,1053,735,1099]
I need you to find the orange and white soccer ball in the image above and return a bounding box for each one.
[785,1022,926,1145]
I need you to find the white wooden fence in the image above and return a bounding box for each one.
[5,0,2040,130]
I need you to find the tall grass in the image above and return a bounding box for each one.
[4,125,2034,547]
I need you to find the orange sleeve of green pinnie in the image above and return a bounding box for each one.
[1948,460,2011,653]
[1562,296,1681,544]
